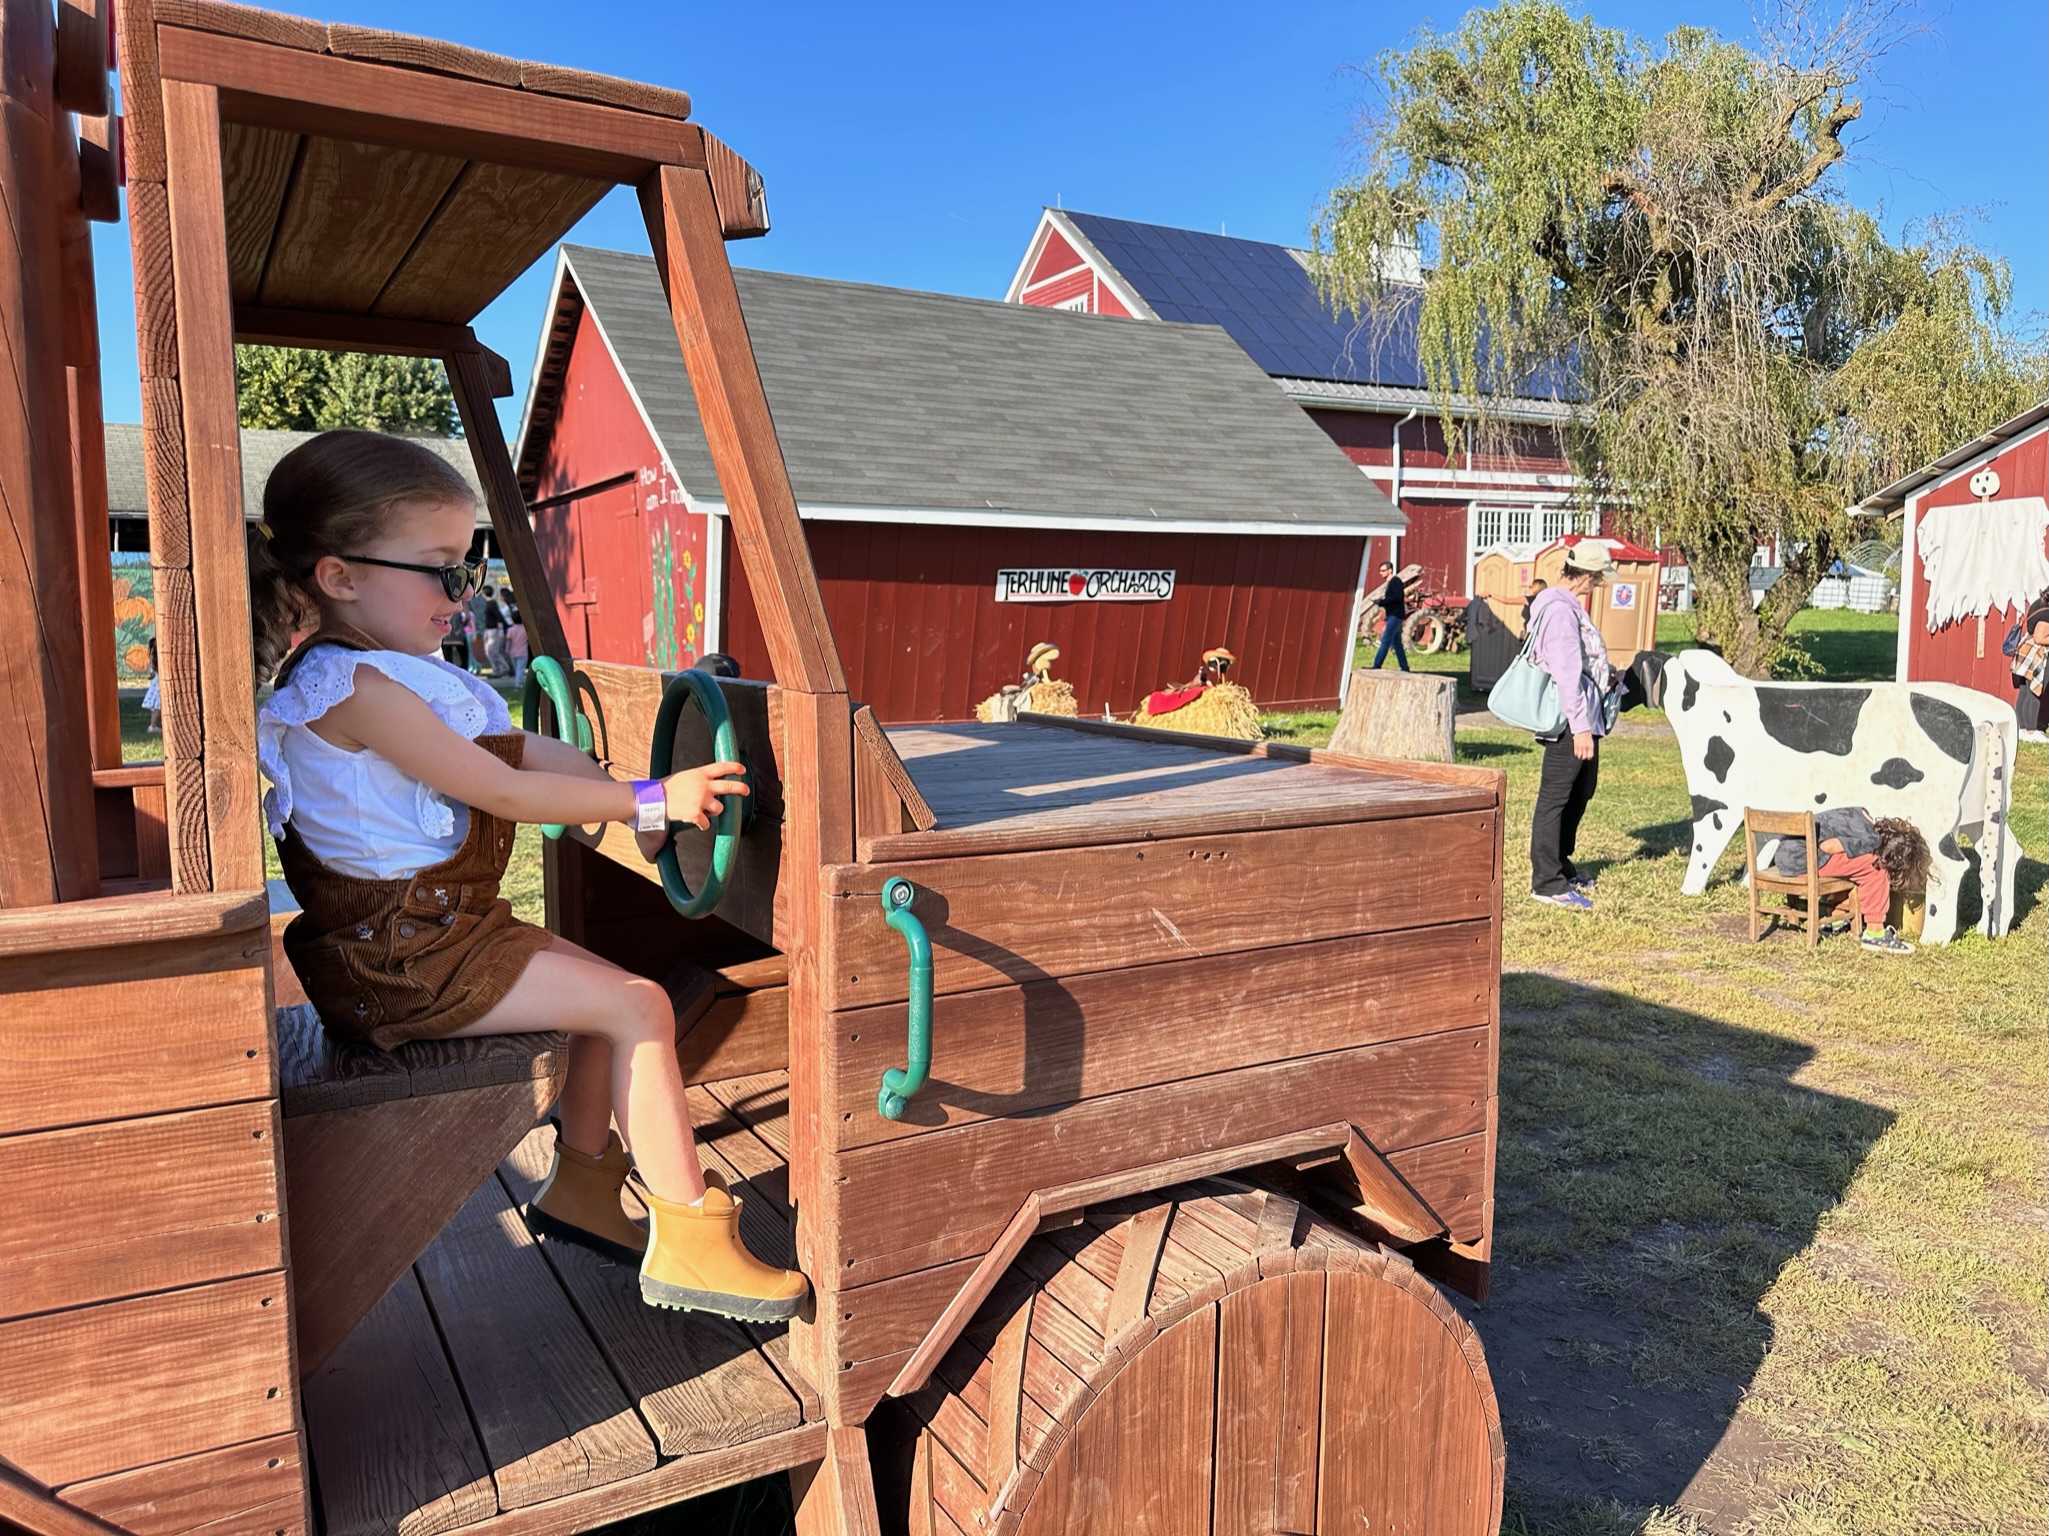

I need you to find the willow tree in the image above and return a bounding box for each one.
[1315,0,2045,676]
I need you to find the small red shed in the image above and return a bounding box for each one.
[1859,401,2049,694]
[515,246,1405,721]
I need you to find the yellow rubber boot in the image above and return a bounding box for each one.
[634,1175,810,1322]
[523,1125,647,1265]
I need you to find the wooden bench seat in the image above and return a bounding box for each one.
[276,1002,571,1376]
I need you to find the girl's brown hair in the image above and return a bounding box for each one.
[247,430,476,683]
[1873,817,1931,891]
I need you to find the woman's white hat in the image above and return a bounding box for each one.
[1563,541,1617,575]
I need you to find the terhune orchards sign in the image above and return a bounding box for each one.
[994,568,1176,603]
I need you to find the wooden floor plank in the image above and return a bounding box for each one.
[413,1179,657,1510]
[499,1130,802,1457]
[700,1070,793,1160]
[301,1272,496,1536]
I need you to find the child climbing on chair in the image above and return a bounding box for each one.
[249,430,807,1322]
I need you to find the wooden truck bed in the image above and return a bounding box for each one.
[871,717,1494,855]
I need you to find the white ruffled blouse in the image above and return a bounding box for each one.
[258,646,513,880]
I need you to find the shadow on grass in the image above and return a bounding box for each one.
[1626,816,1694,860]
[1461,973,1893,1531]
[1458,738,1528,761]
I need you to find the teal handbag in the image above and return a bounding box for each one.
[1488,624,1568,736]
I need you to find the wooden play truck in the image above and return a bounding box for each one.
[0,4,1509,1533]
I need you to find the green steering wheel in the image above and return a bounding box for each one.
[521,656,594,840]
[649,669,744,919]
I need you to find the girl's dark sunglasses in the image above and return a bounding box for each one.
[342,554,486,602]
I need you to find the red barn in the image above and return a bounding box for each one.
[516,246,1404,721]
[1007,209,1593,598]
[1859,400,2049,693]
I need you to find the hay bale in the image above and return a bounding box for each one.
[1023,679,1077,716]
[1129,682,1262,739]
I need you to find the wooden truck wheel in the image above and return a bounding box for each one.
[886,1180,1504,1536]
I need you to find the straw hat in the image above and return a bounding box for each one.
[1025,641,1061,674]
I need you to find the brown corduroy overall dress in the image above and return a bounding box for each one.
[272,634,555,1049]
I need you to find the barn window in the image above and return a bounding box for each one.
[1541,506,1574,542]
[1505,507,1533,547]
[1053,293,1090,313]
[1476,507,1503,548]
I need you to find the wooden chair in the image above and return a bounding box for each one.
[1744,809,1862,946]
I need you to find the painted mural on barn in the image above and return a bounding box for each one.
[638,460,705,670]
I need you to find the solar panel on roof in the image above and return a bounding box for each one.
[1067,211,1431,387]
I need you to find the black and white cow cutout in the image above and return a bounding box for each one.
[1660,650,2019,944]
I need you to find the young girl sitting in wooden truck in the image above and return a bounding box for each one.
[247,429,807,1322]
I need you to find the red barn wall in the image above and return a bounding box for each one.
[720,520,1363,722]
[1026,229,1084,287]
[1906,427,2049,695]
[526,306,710,668]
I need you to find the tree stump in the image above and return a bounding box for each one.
[1330,669,1458,763]
[882,1181,1503,1536]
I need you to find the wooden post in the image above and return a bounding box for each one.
[445,345,575,668]
[161,78,262,891]
[636,161,845,695]
[121,0,210,891]
[639,160,857,1409]
[0,0,99,904]
[59,116,122,771]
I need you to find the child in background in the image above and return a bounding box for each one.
[2010,596,2048,743]
[1771,806,1917,954]
[506,604,528,687]
[142,639,161,734]
[247,429,806,1320]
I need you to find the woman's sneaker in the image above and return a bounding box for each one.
[1860,925,1913,955]
[1531,888,1594,913]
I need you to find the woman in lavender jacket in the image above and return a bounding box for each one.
[1528,542,1618,911]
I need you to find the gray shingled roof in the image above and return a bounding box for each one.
[553,246,1402,533]
[104,423,487,524]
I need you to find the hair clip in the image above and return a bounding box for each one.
[255,521,275,541]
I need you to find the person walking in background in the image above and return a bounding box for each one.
[1372,560,1410,671]
[477,584,510,677]
[1521,577,1546,631]
[1528,543,1618,911]
[441,605,471,672]
[506,604,529,687]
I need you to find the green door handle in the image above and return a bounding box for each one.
[521,656,593,840]
[649,669,744,919]
[877,878,933,1121]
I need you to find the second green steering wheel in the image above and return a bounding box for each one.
[648,669,744,919]
[520,656,593,840]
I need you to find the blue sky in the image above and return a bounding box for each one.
[94,0,2047,436]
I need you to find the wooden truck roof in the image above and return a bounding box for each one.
[145,0,757,328]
